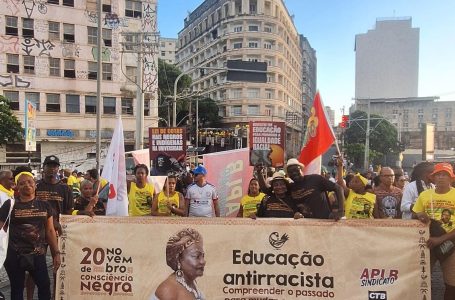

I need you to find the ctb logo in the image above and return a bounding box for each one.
[368,291,387,300]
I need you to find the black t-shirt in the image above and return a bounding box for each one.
[0,199,51,254]
[289,175,337,219]
[36,180,74,220]
[74,196,106,215]
[256,194,297,218]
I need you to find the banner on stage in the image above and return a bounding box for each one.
[57,217,430,300]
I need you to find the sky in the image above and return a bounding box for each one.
[158,0,455,121]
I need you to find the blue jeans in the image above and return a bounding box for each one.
[4,248,51,300]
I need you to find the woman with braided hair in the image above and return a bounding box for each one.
[151,228,206,300]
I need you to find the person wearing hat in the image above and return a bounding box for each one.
[277,158,344,220]
[336,158,375,219]
[413,162,455,299]
[185,165,220,217]
[254,172,301,219]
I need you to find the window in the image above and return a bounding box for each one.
[144,100,150,116]
[123,34,137,50]
[417,108,424,114]
[102,4,111,12]
[102,63,112,80]
[25,92,40,111]
[233,26,242,32]
[66,95,80,113]
[125,66,137,82]
[265,105,274,116]
[48,21,60,40]
[102,29,112,47]
[63,23,75,43]
[264,42,272,49]
[247,105,259,115]
[46,94,60,112]
[248,41,258,48]
[88,62,97,80]
[103,97,116,114]
[3,91,19,110]
[85,96,97,114]
[248,25,259,31]
[232,105,242,116]
[87,27,97,45]
[265,89,273,99]
[22,18,34,38]
[23,56,35,74]
[249,4,256,13]
[121,98,133,115]
[7,54,19,73]
[233,42,242,49]
[5,16,18,36]
[247,88,259,98]
[161,51,165,56]
[49,58,60,76]
[264,26,272,33]
[231,89,242,98]
[62,0,74,7]
[64,59,75,78]
[47,0,59,4]
[125,0,142,18]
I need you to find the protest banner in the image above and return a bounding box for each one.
[249,121,285,168]
[204,148,254,217]
[24,99,37,152]
[57,217,430,300]
[149,127,186,176]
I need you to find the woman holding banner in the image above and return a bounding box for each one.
[151,175,186,217]
[0,172,61,300]
[237,178,266,218]
[152,228,206,300]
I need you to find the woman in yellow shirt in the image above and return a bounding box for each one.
[151,175,186,217]
[128,164,155,216]
[237,178,266,218]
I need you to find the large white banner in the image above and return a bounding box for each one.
[57,217,430,300]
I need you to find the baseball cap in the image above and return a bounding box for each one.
[43,155,60,166]
[193,165,207,176]
[430,163,455,178]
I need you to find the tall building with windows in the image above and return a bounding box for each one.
[175,0,315,157]
[159,37,178,64]
[0,0,158,170]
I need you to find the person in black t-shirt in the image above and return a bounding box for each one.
[0,171,60,300]
[285,158,344,220]
[254,172,302,219]
[74,180,105,216]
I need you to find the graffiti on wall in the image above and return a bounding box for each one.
[62,43,80,58]
[104,12,128,29]
[0,74,32,88]
[21,38,55,56]
[22,0,47,18]
[91,47,111,62]
[0,36,20,53]
[142,2,157,32]
[76,70,88,79]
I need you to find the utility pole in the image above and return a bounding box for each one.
[364,100,371,171]
[121,32,159,150]
[95,0,102,173]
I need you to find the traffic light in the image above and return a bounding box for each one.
[340,115,349,128]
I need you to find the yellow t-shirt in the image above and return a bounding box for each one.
[156,191,181,216]
[128,182,154,216]
[413,188,455,233]
[240,192,266,218]
[344,190,376,219]
[67,175,79,188]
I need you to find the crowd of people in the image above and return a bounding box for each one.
[0,153,454,299]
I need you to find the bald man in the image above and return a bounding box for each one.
[373,167,403,219]
[0,170,15,206]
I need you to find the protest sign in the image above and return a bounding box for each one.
[249,121,285,167]
[149,127,186,176]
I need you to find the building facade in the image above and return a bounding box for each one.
[355,18,419,99]
[299,34,316,118]
[325,106,335,127]
[175,0,315,157]
[0,0,158,170]
[159,37,178,64]
[353,97,455,150]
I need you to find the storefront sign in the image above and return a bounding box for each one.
[47,129,75,138]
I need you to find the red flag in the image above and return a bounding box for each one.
[298,92,335,170]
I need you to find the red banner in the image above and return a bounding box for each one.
[203,148,254,217]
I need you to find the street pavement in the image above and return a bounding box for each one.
[0,256,447,299]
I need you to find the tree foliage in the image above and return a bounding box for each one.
[157,59,192,126]
[0,95,23,146]
[344,110,399,168]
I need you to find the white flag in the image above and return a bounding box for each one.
[303,156,322,175]
[102,116,128,216]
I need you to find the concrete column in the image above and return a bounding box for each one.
[257,0,264,14]
[242,0,249,14]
